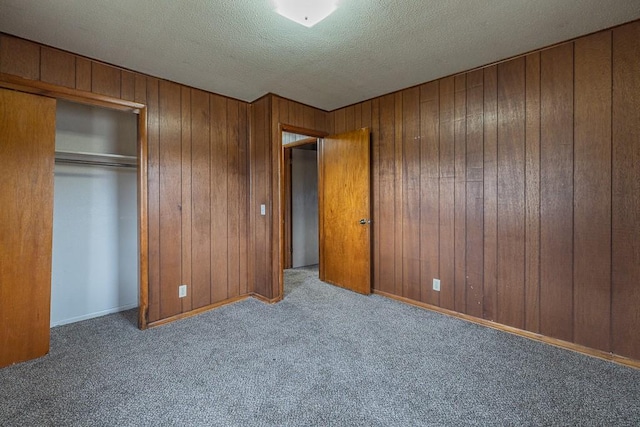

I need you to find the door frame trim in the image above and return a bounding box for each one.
[0,73,150,329]
[278,124,327,300]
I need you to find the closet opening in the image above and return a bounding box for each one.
[282,128,323,297]
[51,100,139,327]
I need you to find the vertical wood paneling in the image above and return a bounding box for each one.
[524,52,541,333]
[483,65,498,321]
[211,94,228,303]
[91,62,121,98]
[354,103,362,129]
[315,108,328,132]
[540,43,574,342]
[303,105,314,129]
[40,47,75,89]
[334,108,346,134]
[439,76,455,310]
[255,97,270,297]
[394,92,404,296]
[1,34,253,329]
[345,105,356,131]
[121,71,135,102]
[612,21,640,360]
[420,81,440,306]
[378,94,396,294]
[402,87,421,301]
[238,104,249,296]
[146,78,161,322]
[454,75,467,313]
[496,58,526,329]
[227,99,241,298]
[2,23,640,361]
[75,58,91,92]
[191,89,212,308]
[0,35,40,80]
[465,70,484,318]
[371,99,381,292]
[158,80,182,319]
[574,31,612,351]
[180,87,193,313]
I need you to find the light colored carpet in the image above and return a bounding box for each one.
[1,265,639,426]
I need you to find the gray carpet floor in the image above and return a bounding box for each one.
[1,265,639,426]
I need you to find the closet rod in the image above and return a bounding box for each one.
[54,150,137,169]
[54,158,137,168]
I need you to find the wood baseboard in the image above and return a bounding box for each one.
[373,290,640,370]
[147,295,249,328]
[251,293,282,304]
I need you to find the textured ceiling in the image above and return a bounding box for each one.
[1,1,639,110]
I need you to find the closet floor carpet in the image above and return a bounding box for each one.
[1,266,639,426]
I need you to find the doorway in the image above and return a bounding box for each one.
[51,100,139,327]
[279,125,372,299]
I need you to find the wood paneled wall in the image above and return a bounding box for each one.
[0,34,250,325]
[249,95,329,300]
[327,21,640,361]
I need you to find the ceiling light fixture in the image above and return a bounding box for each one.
[274,0,338,28]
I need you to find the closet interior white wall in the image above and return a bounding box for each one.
[291,146,319,268]
[51,100,139,327]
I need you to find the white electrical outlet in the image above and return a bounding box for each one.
[178,284,187,298]
[433,278,441,292]
[260,204,266,216]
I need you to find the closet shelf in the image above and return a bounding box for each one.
[55,150,137,168]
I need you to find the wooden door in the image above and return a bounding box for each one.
[0,88,56,368]
[319,128,371,294]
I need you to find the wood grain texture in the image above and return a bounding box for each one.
[249,96,271,297]
[438,77,455,310]
[483,66,498,322]
[40,47,75,88]
[180,86,193,313]
[227,99,241,299]
[190,89,212,308]
[91,62,121,98]
[539,43,574,342]
[146,77,161,323]
[0,89,55,367]
[121,71,135,102]
[75,58,91,92]
[0,33,255,333]
[321,128,371,294]
[573,31,612,352]
[371,99,381,292]
[0,35,40,80]
[611,21,640,360]
[133,73,148,328]
[524,52,541,333]
[377,94,396,294]
[394,92,403,296]
[2,21,640,361]
[238,103,249,296]
[211,95,229,303]
[419,81,440,306]
[158,80,183,319]
[453,74,467,313]
[497,58,526,329]
[402,87,421,301]
[465,70,484,319]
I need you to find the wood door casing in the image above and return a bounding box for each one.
[0,88,56,368]
[320,128,371,294]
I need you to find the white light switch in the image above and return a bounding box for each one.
[260,204,266,216]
